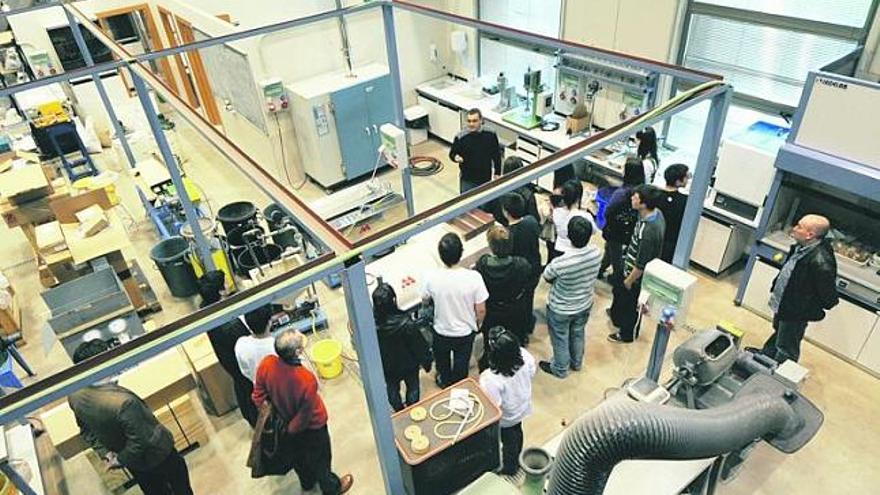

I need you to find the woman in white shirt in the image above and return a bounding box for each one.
[548,180,597,262]
[636,126,659,184]
[479,327,536,476]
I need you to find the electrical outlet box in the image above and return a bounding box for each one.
[260,78,288,113]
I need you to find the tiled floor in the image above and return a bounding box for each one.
[5,132,880,494]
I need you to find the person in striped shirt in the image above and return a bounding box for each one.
[538,216,602,378]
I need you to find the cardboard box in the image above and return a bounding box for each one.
[35,221,67,255]
[566,114,591,135]
[74,204,105,224]
[76,205,109,237]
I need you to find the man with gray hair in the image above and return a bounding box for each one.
[761,214,838,363]
[252,329,353,494]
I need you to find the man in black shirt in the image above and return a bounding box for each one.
[449,108,502,193]
[502,193,542,337]
[657,164,689,264]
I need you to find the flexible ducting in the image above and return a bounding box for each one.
[547,393,796,495]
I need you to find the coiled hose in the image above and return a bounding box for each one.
[547,393,796,495]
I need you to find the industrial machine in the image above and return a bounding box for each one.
[458,261,822,495]
[287,63,395,189]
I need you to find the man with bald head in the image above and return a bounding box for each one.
[252,329,353,493]
[762,214,839,363]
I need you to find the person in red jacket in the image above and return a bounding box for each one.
[252,329,353,494]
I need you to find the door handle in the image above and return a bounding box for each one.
[365,126,371,136]
[372,124,379,135]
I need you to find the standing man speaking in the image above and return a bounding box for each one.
[450,108,502,193]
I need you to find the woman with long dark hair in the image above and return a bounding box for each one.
[479,326,536,476]
[636,126,659,183]
[372,282,431,411]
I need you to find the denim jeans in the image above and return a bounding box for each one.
[546,306,590,377]
[761,315,809,363]
[433,332,476,387]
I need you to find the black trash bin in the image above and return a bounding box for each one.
[263,203,298,248]
[150,236,199,297]
[216,201,257,239]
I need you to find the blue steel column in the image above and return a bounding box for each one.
[382,3,416,217]
[63,9,137,169]
[129,69,215,269]
[672,88,731,268]
[341,258,404,494]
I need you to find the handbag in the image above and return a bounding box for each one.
[247,402,294,478]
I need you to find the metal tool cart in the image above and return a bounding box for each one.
[736,71,880,376]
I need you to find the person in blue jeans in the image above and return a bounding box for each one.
[539,216,602,378]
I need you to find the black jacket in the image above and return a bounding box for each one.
[475,254,532,336]
[207,318,250,381]
[376,313,430,381]
[774,239,839,322]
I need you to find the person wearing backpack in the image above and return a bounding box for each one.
[598,157,646,282]
[372,282,432,411]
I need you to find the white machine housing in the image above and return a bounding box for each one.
[287,64,390,188]
[705,138,778,227]
[641,259,697,322]
[379,123,408,169]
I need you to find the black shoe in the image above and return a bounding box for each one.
[539,361,564,378]
[607,333,630,344]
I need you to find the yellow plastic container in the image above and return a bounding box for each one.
[309,339,343,379]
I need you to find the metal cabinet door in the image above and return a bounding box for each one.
[364,75,395,168]
[331,82,372,181]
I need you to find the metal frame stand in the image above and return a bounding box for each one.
[129,70,215,270]
[341,258,404,493]
[381,4,416,217]
[63,9,137,170]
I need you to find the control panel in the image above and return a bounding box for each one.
[260,78,288,113]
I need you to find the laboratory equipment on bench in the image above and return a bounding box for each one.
[379,123,409,169]
[502,69,544,130]
[310,179,404,232]
[493,72,515,113]
[287,63,395,188]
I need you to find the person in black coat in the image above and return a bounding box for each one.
[492,157,541,225]
[449,108,501,193]
[476,226,532,358]
[372,282,432,411]
[198,271,257,426]
[761,215,839,363]
[599,157,645,282]
[501,192,541,336]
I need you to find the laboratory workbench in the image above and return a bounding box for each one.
[415,78,626,178]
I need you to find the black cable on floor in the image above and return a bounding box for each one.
[409,155,443,176]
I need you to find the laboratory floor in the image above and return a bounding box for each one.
[5,134,880,495]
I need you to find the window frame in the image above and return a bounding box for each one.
[675,0,880,114]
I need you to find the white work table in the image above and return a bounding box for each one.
[365,223,487,310]
[415,78,627,178]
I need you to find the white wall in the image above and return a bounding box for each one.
[563,0,681,62]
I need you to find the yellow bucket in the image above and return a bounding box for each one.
[309,339,343,379]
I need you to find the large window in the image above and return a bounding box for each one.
[679,0,878,109]
[477,0,562,92]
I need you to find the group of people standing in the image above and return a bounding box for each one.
[371,118,694,476]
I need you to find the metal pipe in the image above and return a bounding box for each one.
[128,69,215,271]
[63,8,137,169]
[341,258,405,493]
[672,89,731,268]
[381,3,415,217]
[334,0,354,77]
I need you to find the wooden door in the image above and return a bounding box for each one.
[175,16,222,126]
[96,4,178,95]
[158,7,199,109]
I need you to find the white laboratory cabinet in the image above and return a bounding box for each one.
[806,300,879,360]
[690,214,753,274]
[856,317,880,374]
[417,94,461,143]
[741,259,778,320]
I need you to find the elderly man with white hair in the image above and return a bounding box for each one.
[761,214,839,363]
[252,329,353,494]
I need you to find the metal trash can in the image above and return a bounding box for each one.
[150,236,199,297]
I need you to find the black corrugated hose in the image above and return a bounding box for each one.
[547,393,795,495]
[409,156,443,176]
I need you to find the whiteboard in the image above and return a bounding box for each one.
[795,75,880,171]
[192,28,267,134]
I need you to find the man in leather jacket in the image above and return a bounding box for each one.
[761,214,839,363]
